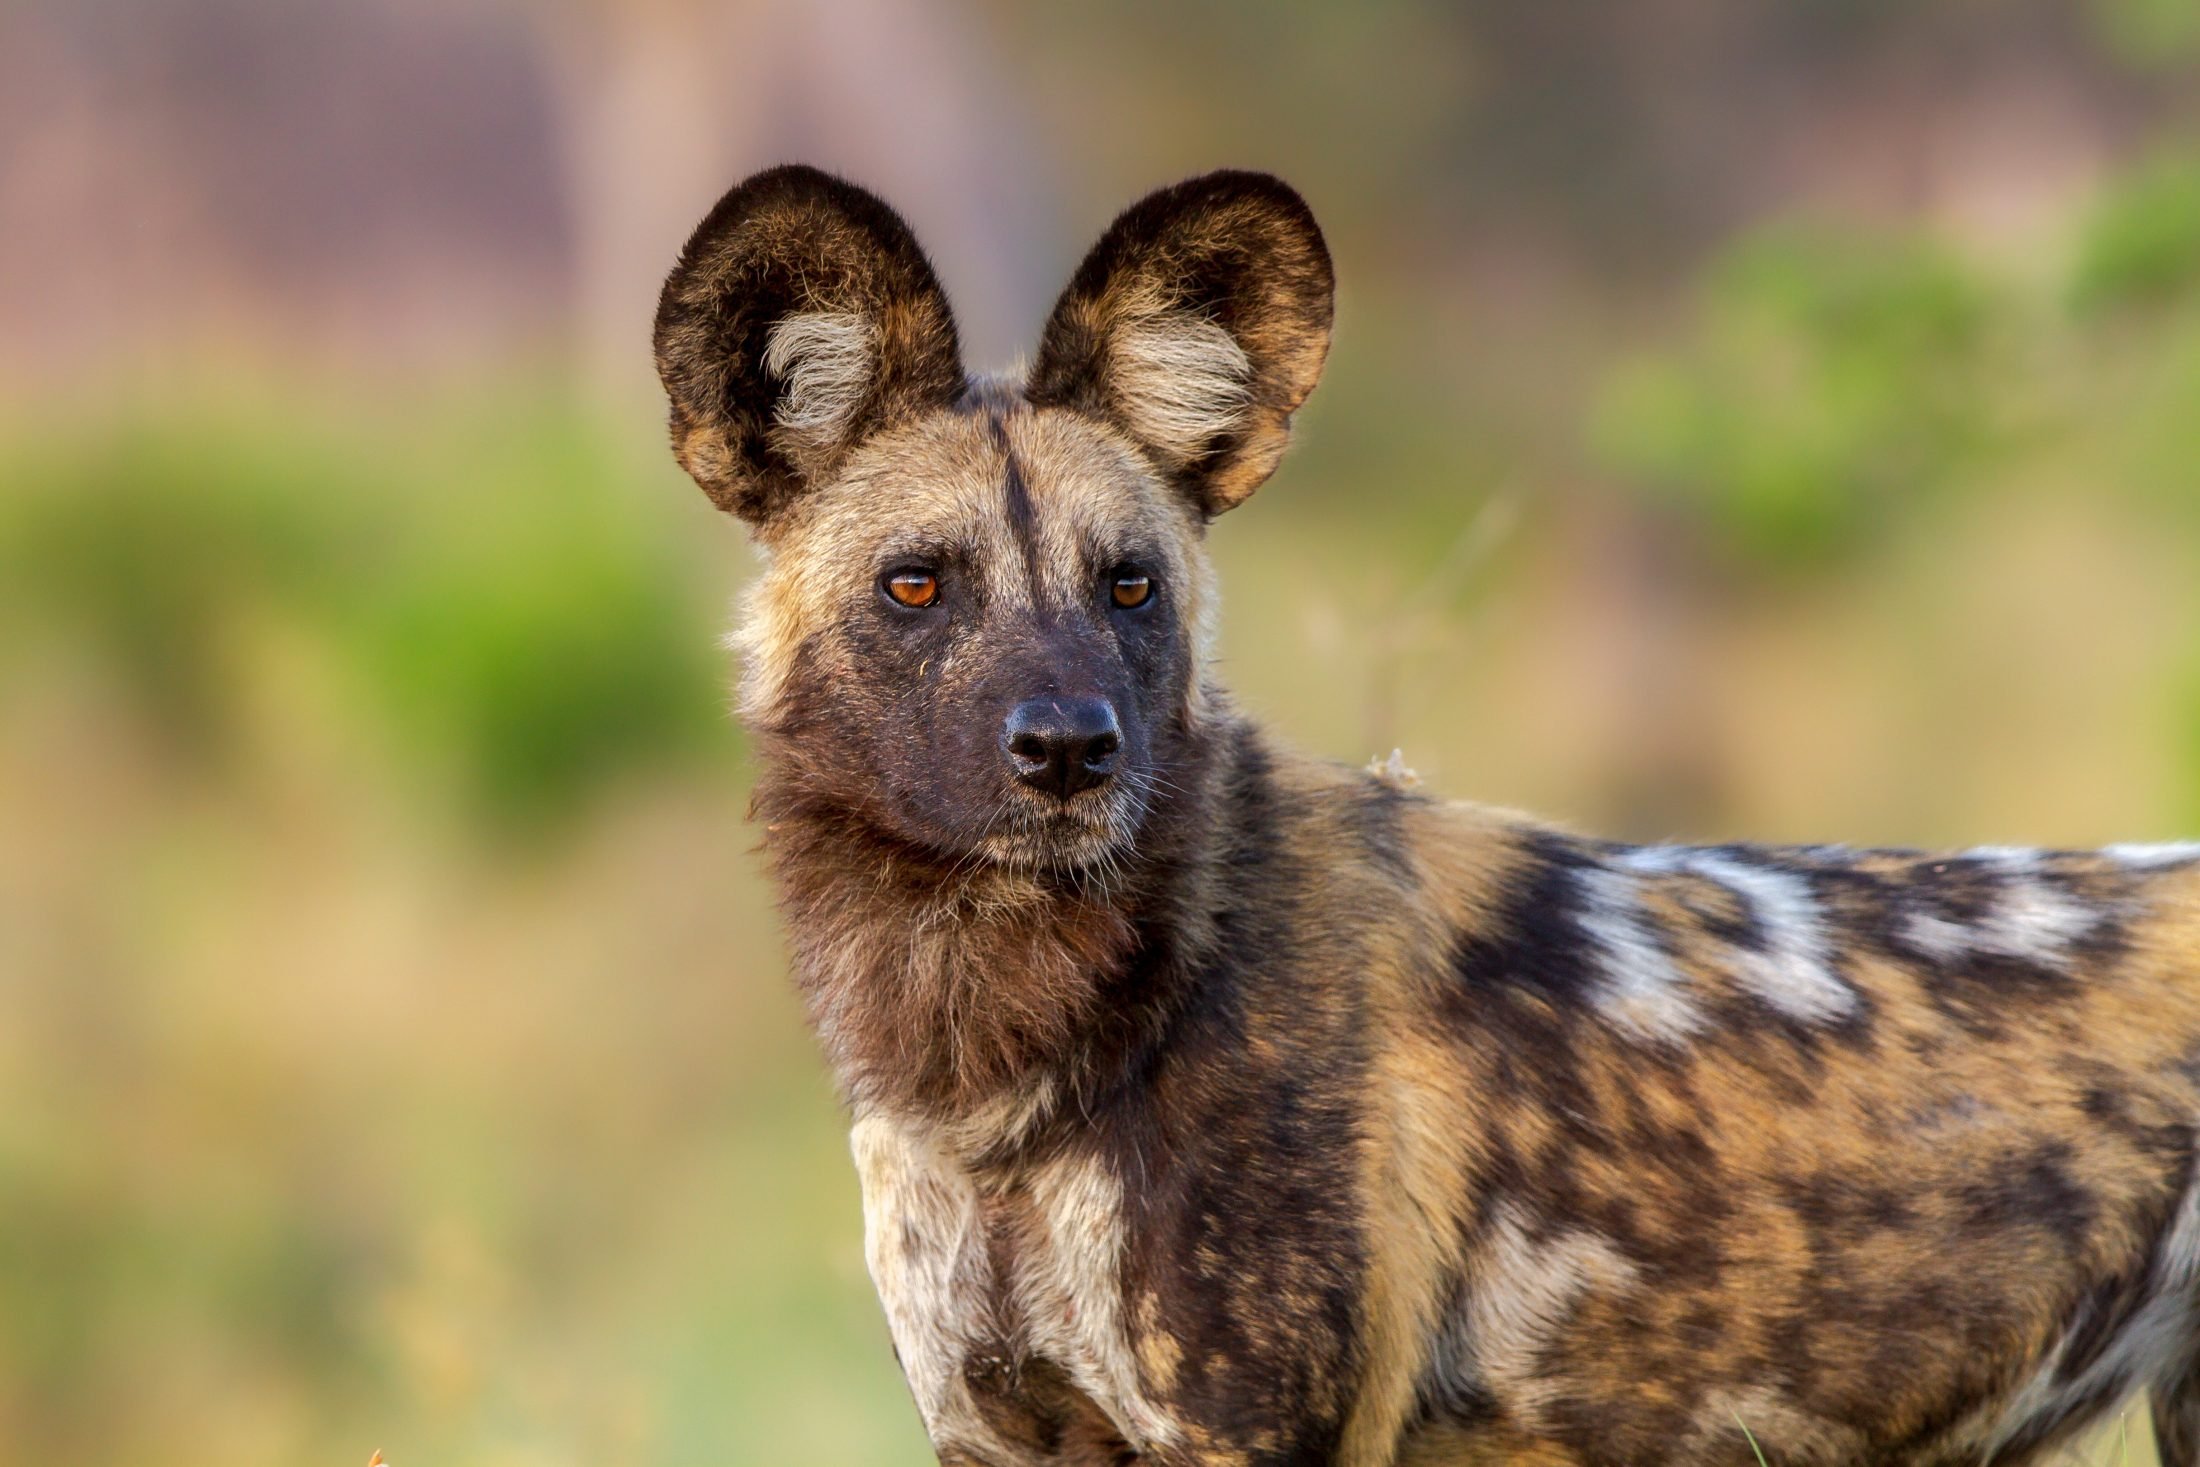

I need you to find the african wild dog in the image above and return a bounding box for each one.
[653,165,2200,1466]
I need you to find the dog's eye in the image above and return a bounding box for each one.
[884,569,941,609]
[1110,572,1154,609]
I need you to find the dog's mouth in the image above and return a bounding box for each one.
[968,778,1152,874]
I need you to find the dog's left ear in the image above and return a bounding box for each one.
[1027,171,1334,518]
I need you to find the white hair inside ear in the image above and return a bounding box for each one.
[764,311,878,439]
[1107,312,1252,465]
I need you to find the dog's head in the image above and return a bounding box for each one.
[655,166,1332,870]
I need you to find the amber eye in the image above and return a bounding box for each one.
[1110,572,1154,609]
[884,569,940,608]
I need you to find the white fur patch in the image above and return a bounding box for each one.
[1618,847,1858,1023]
[2105,841,2200,870]
[1108,312,1252,463]
[851,1114,1180,1460]
[1900,912,1975,963]
[850,1113,1003,1463]
[763,310,877,438]
[1018,1149,1183,1451]
[1573,865,1704,1043]
[1903,848,2101,966]
[1452,1203,1639,1425]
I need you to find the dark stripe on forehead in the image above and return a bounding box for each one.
[991,411,1038,550]
[955,375,1022,415]
[986,410,1044,609]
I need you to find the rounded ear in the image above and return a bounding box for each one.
[1026,171,1334,518]
[654,165,966,527]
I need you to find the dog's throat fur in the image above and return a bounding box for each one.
[748,714,1243,1127]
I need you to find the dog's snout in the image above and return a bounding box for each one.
[1004,697,1121,799]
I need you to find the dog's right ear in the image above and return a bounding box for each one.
[654,166,966,528]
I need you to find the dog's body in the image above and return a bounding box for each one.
[654,166,2200,1466]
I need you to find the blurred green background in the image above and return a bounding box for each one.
[4,2,2200,1463]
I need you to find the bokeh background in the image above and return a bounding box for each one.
[5,2,2200,1463]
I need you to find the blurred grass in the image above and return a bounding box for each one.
[4,147,2200,1467]
[0,385,736,834]
[2072,152,2200,311]
[1591,227,2009,570]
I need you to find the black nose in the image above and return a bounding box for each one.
[1004,697,1121,799]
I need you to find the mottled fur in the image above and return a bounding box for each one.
[654,165,2200,1466]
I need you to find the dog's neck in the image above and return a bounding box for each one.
[749,716,1242,1146]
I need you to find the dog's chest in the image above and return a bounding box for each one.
[849,1114,1179,1462]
